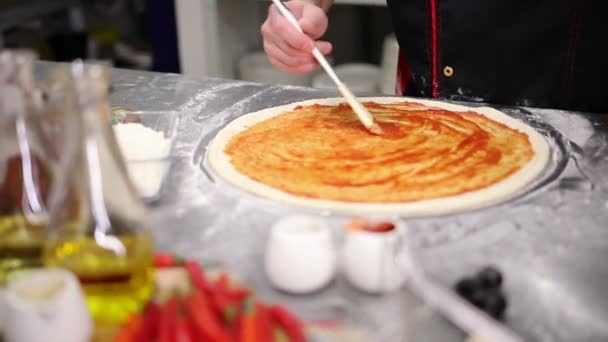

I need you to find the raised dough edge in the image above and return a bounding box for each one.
[206,97,550,216]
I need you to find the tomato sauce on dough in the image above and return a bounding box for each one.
[225,101,534,203]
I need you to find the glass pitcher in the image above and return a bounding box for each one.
[42,62,155,324]
[0,50,50,284]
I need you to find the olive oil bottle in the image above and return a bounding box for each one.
[42,62,154,324]
[0,216,47,284]
[44,226,154,323]
[0,50,50,284]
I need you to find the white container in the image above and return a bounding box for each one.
[112,110,179,202]
[380,34,400,95]
[343,219,408,293]
[4,268,93,342]
[265,215,337,294]
[238,51,312,87]
[312,63,381,94]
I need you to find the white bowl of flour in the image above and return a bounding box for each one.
[112,110,178,201]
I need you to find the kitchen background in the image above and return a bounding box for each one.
[1,0,397,93]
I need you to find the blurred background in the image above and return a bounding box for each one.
[1,0,397,93]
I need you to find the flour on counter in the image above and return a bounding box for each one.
[113,123,172,199]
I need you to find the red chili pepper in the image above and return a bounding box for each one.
[269,305,305,342]
[273,327,290,342]
[185,291,232,342]
[213,289,239,322]
[184,260,213,293]
[216,274,251,303]
[155,253,185,268]
[185,311,202,341]
[225,288,251,302]
[218,288,245,338]
[175,300,195,342]
[223,306,240,338]
[141,301,162,341]
[210,275,244,325]
[238,297,257,342]
[114,314,144,342]
[256,304,274,342]
[215,290,250,319]
[214,273,230,291]
[159,297,178,342]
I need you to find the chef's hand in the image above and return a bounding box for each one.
[261,1,332,75]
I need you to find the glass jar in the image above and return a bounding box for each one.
[43,62,155,324]
[0,50,50,284]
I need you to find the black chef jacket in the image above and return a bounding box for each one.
[387,0,607,113]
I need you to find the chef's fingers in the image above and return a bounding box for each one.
[315,41,333,55]
[266,6,316,54]
[270,1,329,40]
[267,56,319,75]
[266,26,333,60]
[263,29,307,59]
[261,1,332,74]
[264,39,316,68]
[298,4,330,40]
[264,36,332,74]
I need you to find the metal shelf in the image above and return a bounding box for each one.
[177,0,389,78]
[0,0,82,31]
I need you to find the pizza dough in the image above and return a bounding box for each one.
[207,97,550,215]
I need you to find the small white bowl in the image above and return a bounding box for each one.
[112,110,179,201]
[265,215,337,294]
[343,218,408,293]
[124,156,173,200]
[4,268,93,342]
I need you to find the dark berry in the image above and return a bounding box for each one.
[454,277,481,298]
[477,266,503,289]
[469,289,488,308]
[482,291,507,320]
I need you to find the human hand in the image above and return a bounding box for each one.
[261,1,333,74]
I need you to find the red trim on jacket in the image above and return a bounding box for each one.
[396,49,412,95]
[429,0,439,98]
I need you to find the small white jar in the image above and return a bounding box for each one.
[343,219,408,293]
[265,215,337,294]
[4,268,93,342]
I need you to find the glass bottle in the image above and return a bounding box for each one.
[43,62,154,324]
[0,50,50,284]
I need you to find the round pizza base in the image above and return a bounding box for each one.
[207,97,550,216]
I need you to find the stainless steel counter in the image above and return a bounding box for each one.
[37,62,607,341]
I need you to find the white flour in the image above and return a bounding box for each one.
[113,123,172,199]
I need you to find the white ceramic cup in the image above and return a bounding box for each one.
[343,219,409,293]
[265,215,337,294]
[4,268,93,342]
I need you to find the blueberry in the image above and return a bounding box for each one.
[482,291,508,320]
[461,288,508,320]
[454,277,481,298]
[477,266,503,289]
[469,289,488,308]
